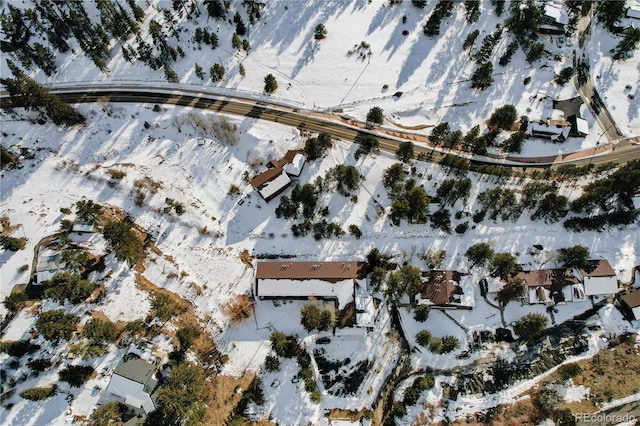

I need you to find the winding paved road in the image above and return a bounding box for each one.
[1,85,638,172]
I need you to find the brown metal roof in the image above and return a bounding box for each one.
[250,168,286,189]
[621,289,640,309]
[548,119,571,127]
[580,259,616,277]
[250,150,304,189]
[420,270,460,305]
[516,268,578,288]
[517,269,554,287]
[256,261,366,282]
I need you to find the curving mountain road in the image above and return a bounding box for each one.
[1,85,638,172]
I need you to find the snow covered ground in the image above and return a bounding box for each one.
[1,1,639,424]
[2,0,637,152]
[1,91,638,423]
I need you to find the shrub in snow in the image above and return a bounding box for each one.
[314,24,327,40]
[20,386,56,401]
[264,73,278,94]
[395,141,414,163]
[27,358,52,373]
[366,106,384,125]
[414,305,431,323]
[36,310,78,343]
[455,222,469,234]
[513,313,549,342]
[557,363,583,381]
[176,326,200,351]
[416,330,432,347]
[0,235,25,251]
[441,335,460,354]
[3,291,27,312]
[83,318,117,344]
[496,278,526,306]
[90,401,124,425]
[488,105,518,130]
[151,293,181,322]
[59,365,94,388]
[349,224,362,239]
[45,272,96,305]
[424,249,446,270]
[265,355,280,372]
[0,340,40,357]
[300,302,333,332]
[557,245,590,269]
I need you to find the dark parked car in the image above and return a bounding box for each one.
[316,337,331,344]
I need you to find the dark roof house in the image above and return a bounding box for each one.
[104,355,159,415]
[516,267,583,305]
[251,150,306,201]
[416,270,469,308]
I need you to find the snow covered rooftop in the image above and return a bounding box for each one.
[542,1,569,25]
[575,117,589,135]
[102,353,159,415]
[256,278,354,309]
[283,153,306,177]
[105,373,155,414]
[35,249,65,284]
[250,150,305,200]
[627,0,640,19]
[255,261,366,308]
[72,222,94,233]
[256,170,291,202]
[526,119,572,141]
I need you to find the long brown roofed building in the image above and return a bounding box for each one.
[256,261,366,281]
[255,261,367,308]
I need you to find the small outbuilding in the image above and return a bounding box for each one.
[620,289,640,320]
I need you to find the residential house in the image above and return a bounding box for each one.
[250,168,291,202]
[104,354,159,416]
[254,260,381,329]
[35,249,65,284]
[619,289,640,320]
[526,119,572,142]
[539,0,569,34]
[255,261,367,310]
[250,150,306,202]
[574,259,618,296]
[626,0,640,20]
[415,270,474,309]
[516,268,585,305]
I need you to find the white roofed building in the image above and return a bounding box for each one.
[526,119,572,142]
[35,249,65,284]
[103,354,159,416]
[255,261,367,309]
[539,0,569,34]
[573,259,618,296]
[250,150,306,202]
[283,152,306,177]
